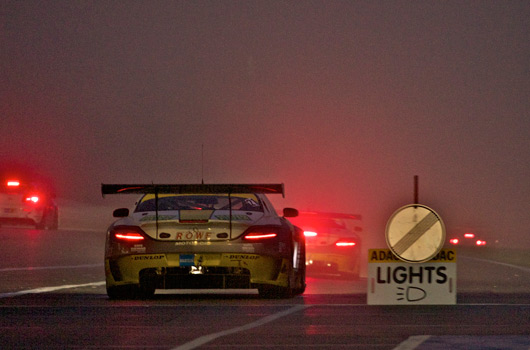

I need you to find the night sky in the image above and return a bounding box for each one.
[2,1,529,247]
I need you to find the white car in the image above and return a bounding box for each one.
[102,183,306,299]
[0,177,58,230]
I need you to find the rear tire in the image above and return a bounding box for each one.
[36,212,47,229]
[293,238,306,295]
[258,282,293,299]
[49,209,59,230]
[106,285,139,300]
[36,208,58,230]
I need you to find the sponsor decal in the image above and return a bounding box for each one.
[227,254,260,260]
[175,227,212,240]
[175,241,211,246]
[369,249,456,263]
[140,215,177,222]
[214,215,251,221]
[430,250,456,262]
[369,249,402,263]
[180,254,195,266]
[241,244,255,253]
[131,244,146,253]
[132,254,164,261]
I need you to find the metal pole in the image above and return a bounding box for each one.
[414,175,419,205]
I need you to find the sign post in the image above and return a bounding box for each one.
[368,180,456,304]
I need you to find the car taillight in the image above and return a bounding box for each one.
[304,231,317,237]
[111,226,146,241]
[25,195,40,203]
[7,180,20,187]
[464,233,475,239]
[476,240,487,246]
[244,232,277,240]
[335,239,357,247]
[115,233,144,241]
[243,227,279,240]
[449,238,459,245]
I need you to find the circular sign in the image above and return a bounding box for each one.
[385,204,446,263]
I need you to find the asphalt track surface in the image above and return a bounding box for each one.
[0,226,529,349]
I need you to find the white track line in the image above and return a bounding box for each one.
[0,281,105,299]
[170,304,309,350]
[462,256,530,273]
[392,335,431,350]
[0,263,103,272]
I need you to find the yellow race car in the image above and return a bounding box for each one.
[102,184,305,299]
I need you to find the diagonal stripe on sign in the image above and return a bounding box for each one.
[393,212,438,256]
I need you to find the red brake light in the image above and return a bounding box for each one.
[111,226,146,241]
[7,180,20,187]
[304,231,317,237]
[244,232,277,240]
[449,238,459,245]
[464,233,475,239]
[335,239,357,247]
[476,240,487,246]
[114,233,145,241]
[25,196,40,203]
[243,227,279,240]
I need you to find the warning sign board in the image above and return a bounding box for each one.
[367,248,456,305]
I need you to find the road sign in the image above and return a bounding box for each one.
[367,249,457,305]
[385,204,446,263]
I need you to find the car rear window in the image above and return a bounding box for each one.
[135,194,263,212]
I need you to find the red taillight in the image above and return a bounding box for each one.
[243,227,279,240]
[114,232,145,241]
[335,239,357,247]
[449,238,459,245]
[111,226,146,241]
[244,232,277,240]
[304,231,317,237]
[464,233,475,239]
[7,180,20,187]
[476,240,487,246]
[25,195,40,203]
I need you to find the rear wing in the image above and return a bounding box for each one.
[297,211,362,220]
[101,183,285,197]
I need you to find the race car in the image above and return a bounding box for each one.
[288,211,362,279]
[0,177,58,230]
[102,183,306,299]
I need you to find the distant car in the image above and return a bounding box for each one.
[0,177,58,230]
[447,232,487,247]
[102,183,306,299]
[288,211,362,279]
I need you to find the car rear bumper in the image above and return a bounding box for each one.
[306,252,360,275]
[105,253,291,289]
[0,217,37,225]
[0,210,43,226]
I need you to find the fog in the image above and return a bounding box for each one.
[2,1,529,247]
